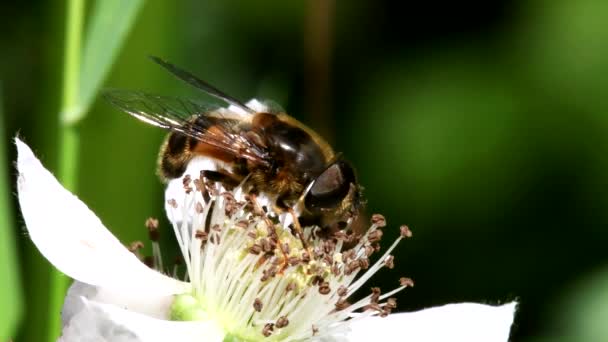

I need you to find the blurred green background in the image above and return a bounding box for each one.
[2,1,608,341]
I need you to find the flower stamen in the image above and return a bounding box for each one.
[146,170,414,340]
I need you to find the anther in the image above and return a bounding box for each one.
[209,233,221,244]
[249,244,262,255]
[182,174,193,193]
[319,281,331,295]
[384,255,395,269]
[261,267,277,282]
[386,297,397,310]
[195,202,204,214]
[260,238,272,253]
[381,298,397,317]
[193,178,203,192]
[301,251,311,263]
[128,241,144,253]
[400,225,412,238]
[167,199,178,208]
[195,230,208,241]
[367,229,383,243]
[281,242,290,254]
[370,287,381,303]
[335,299,350,310]
[342,249,355,262]
[345,260,359,275]
[262,323,274,337]
[371,214,386,227]
[337,285,348,297]
[358,257,370,270]
[400,277,415,287]
[331,264,341,276]
[288,256,300,266]
[145,218,160,242]
[253,298,263,312]
[276,316,289,328]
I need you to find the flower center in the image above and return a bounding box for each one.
[137,172,413,341]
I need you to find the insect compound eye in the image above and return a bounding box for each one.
[304,160,356,212]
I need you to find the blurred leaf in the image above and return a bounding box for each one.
[550,265,608,341]
[69,0,144,124]
[349,55,528,224]
[521,0,608,114]
[0,85,22,340]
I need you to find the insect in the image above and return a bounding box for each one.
[104,56,363,233]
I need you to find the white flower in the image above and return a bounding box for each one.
[16,138,517,342]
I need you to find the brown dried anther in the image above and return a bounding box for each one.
[384,255,395,269]
[253,298,263,312]
[335,299,350,311]
[371,213,387,227]
[400,225,412,238]
[386,297,397,310]
[128,241,144,253]
[195,202,204,214]
[276,316,289,328]
[358,257,370,270]
[367,229,383,243]
[400,277,415,287]
[249,244,262,255]
[301,251,311,263]
[195,230,208,241]
[260,238,272,253]
[287,256,300,266]
[370,287,381,304]
[319,281,331,295]
[182,174,193,193]
[262,323,274,337]
[235,220,249,228]
[311,275,324,286]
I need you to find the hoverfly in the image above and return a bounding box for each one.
[104,57,362,233]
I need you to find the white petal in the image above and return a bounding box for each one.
[15,138,188,296]
[60,296,224,342]
[63,281,174,324]
[347,302,517,342]
[164,156,225,222]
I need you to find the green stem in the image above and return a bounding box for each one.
[61,0,84,124]
[49,0,84,341]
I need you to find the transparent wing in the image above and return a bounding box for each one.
[103,89,218,128]
[103,89,270,166]
[149,56,255,114]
